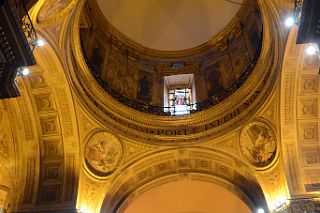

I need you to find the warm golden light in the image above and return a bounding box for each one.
[268,195,288,211]
[79,205,93,213]
[122,180,252,213]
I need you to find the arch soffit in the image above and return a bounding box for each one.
[280,26,320,197]
[100,147,268,212]
[4,3,82,208]
[0,87,40,211]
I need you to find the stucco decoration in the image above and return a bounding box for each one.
[38,0,71,22]
[239,121,277,168]
[84,132,123,177]
[37,0,77,26]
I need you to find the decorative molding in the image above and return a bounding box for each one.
[55,88,74,137]
[34,92,56,113]
[286,144,302,192]
[36,0,77,26]
[23,157,36,204]
[16,94,34,140]
[64,155,76,201]
[43,19,64,44]
[123,140,154,162]
[298,98,318,119]
[298,122,319,143]
[43,138,62,160]
[0,134,10,159]
[284,73,296,125]
[27,73,48,89]
[40,115,60,136]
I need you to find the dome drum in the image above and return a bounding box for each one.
[80,0,263,116]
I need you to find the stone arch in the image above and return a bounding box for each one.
[100,147,268,212]
[22,27,80,209]
[280,25,320,198]
[0,7,82,209]
[0,98,29,212]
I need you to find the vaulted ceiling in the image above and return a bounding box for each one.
[2,0,320,213]
[122,180,251,213]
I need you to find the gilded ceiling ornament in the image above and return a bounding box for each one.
[239,121,277,168]
[304,128,315,140]
[304,79,315,90]
[303,104,314,115]
[84,131,123,177]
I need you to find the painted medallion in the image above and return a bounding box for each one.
[84,132,122,176]
[240,121,277,168]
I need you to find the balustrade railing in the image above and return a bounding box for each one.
[294,0,303,25]
[0,0,37,98]
[7,0,37,51]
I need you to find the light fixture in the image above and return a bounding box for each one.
[278,196,287,204]
[79,206,85,213]
[257,208,265,213]
[285,17,295,27]
[306,44,318,55]
[80,206,90,213]
[22,67,29,75]
[268,204,276,211]
[17,67,29,76]
[35,39,45,47]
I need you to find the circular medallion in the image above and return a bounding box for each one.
[239,121,277,168]
[84,132,123,177]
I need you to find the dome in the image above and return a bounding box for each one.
[96,0,243,51]
[80,0,263,116]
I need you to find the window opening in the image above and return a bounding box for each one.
[168,88,192,115]
[163,73,196,116]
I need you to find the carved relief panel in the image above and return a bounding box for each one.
[298,122,319,143]
[40,115,60,136]
[34,93,56,113]
[27,74,48,89]
[302,54,320,73]
[299,75,319,94]
[298,98,318,119]
[301,146,320,165]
